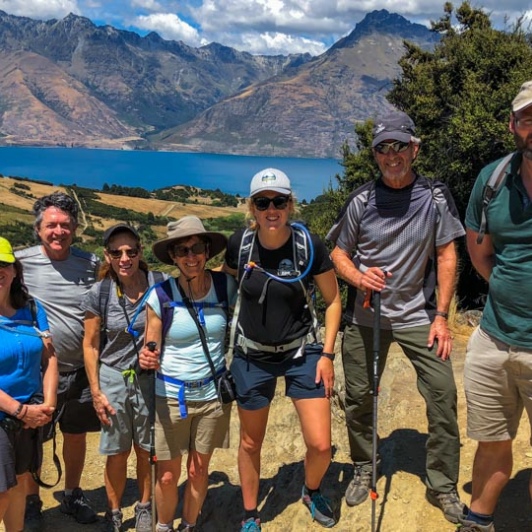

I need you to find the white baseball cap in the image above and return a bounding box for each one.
[249,168,292,197]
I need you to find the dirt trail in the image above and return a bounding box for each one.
[5,331,532,532]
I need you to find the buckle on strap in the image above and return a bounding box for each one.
[236,333,314,353]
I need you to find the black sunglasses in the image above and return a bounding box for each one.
[172,241,207,258]
[106,248,140,259]
[374,141,410,154]
[0,261,13,269]
[253,196,291,211]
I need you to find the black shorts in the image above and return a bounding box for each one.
[44,367,100,439]
[0,424,41,492]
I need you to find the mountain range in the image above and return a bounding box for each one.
[0,10,438,158]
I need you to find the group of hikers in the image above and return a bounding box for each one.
[1,80,532,532]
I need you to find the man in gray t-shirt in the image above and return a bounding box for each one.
[16,192,100,528]
[327,111,465,525]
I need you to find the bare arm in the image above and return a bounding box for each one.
[83,311,115,425]
[139,305,163,370]
[330,246,389,292]
[427,240,458,360]
[41,336,58,410]
[221,262,237,277]
[312,269,341,397]
[466,228,495,282]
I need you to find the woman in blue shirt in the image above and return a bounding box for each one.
[0,237,57,531]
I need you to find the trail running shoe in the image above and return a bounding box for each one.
[135,502,152,532]
[60,487,98,524]
[345,466,373,506]
[24,494,44,532]
[240,517,261,531]
[105,509,123,532]
[456,513,495,531]
[426,488,465,524]
[301,486,337,528]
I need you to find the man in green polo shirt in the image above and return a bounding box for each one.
[460,81,532,532]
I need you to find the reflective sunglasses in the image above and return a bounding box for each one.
[172,241,207,257]
[106,248,140,259]
[0,261,13,269]
[253,196,291,211]
[374,141,410,154]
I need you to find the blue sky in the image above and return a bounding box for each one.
[0,0,530,56]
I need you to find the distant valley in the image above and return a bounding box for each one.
[0,9,438,158]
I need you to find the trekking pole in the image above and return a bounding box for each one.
[146,341,158,532]
[370,290,381,532]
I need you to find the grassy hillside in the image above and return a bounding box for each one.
[0,175,247,269]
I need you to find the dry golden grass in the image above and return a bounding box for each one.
[0,176,243,230]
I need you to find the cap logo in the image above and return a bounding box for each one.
[375,123,385,134]
[261,171,277,184]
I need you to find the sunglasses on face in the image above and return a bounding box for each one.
[252,196,291,211]
[172,241,207,258]
[106,248,140,260]
[374,141,410,154]
[0,261,13,269]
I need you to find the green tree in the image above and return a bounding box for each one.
[388,2,532,215]
[311,2,532,307]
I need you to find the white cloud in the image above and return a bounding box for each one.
[228,32,326,56]
[131,0,163,10]
[2,0,531,55]
[132,13,201,45]
[0,0,80,19]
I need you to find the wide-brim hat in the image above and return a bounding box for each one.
[152,216,227,265]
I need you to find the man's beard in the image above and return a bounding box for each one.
[514,131,532,160]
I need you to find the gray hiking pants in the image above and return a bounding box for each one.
[342,323,460,492]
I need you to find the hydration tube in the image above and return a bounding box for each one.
[244,222,315,283]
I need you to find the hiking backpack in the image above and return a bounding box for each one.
[476,152,516,244]
[228,222,321,358]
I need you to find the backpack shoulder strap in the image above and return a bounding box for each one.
[237,228,256,281]
[155,278,176,341]
[210,270,228,311]
[477,152,515,244]
[28,297,38,327]
[149,270,165,285]
[98,278,113,349]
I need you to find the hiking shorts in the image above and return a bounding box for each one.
[231,344,326,410]
[98,364,151,455]
[155,397,230,460]
[45,367,100,438]
[464,327,532,442]
[0,425,40,492]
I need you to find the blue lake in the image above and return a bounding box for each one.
[0,147,342,202]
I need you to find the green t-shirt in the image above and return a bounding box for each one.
[465,152,532,347]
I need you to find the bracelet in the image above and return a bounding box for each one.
[12,403,23,418]
[321,352,336,361]
[435,311,449,320]
[20,405,28,419]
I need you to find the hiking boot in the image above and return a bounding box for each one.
[24,494,44,532]
[345,466,373,506]
[105,509,123,532]
[240,517,261,531]
[426,488,465,524]
[456,514,495,532]
[60,487,98,524]
[301,486,336,528]
[135,502,152,532]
